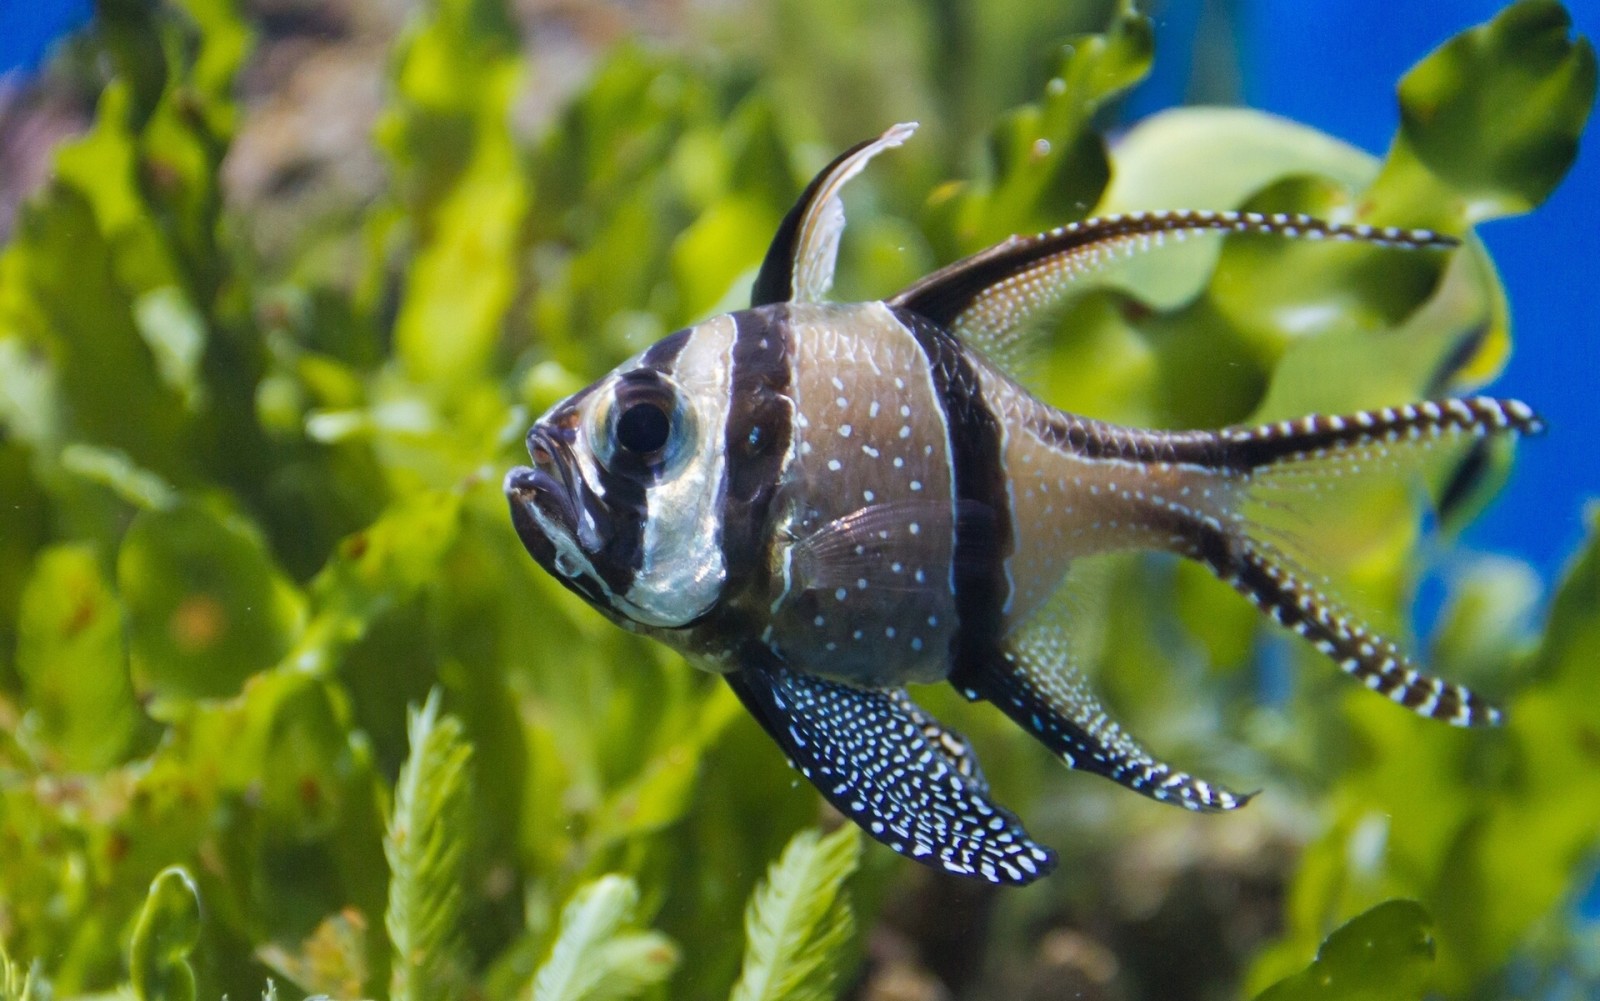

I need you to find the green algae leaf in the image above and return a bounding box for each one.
[15,544,141,770]
[729,825,862,1001]
[530,875,679,1001]
[1249,507,1600,996]
[294,491,463,674]
[1379,0,1598,225]
[1255,900,1435,1001]
[130,866,203,1001]
[379,0,529,388]
[0,188,191,480]
[386,689,474,1001]
[58,444,181,513]
[118,501,304,704]
[928,0,1153,253]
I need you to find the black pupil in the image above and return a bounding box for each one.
[615,402,672,454]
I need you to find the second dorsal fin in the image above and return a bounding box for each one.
[890,210,1458,368]
[750,122,918,307]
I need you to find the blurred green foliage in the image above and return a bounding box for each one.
[0,0,1594,998]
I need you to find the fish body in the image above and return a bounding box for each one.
[506,124,1541,885]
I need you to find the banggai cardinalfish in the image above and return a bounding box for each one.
[505,123,1541,885]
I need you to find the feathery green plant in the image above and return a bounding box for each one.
[385,690,474,1001]
[729,826,863,1001]
[528,876,678,1001]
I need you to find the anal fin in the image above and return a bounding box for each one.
[952,622,1250,813]
[726,648,1056,885]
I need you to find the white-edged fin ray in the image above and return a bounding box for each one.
[1196,398,1542,725]
[788,499,995,595]
[751,122,918,307]
[952,619,1251,813]
[1071,396,1541,725]
[725,651,1055,885]
[890,210,1458,370]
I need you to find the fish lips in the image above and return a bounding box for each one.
[505,427,586,573]
[506,424,626,611]
[504,464,566,567]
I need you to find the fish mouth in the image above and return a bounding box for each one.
[506,427,578,532]
[504,425,611,604]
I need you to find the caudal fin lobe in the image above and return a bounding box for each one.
[1170,397,1542,726]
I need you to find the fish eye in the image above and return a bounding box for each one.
[615,400,672,454]
[600,371,686,468]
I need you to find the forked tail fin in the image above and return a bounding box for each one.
[1147,396,1542,726]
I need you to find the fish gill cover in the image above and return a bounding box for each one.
[0,1,1593,999]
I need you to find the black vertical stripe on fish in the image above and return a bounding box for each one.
[583,465,650,598]
[640,326,693,371]
[724,641,1055,885]
[521,415,651,600]
[897,308,1013,675]
[717,306,797,600]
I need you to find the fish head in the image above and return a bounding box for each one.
[505,325,735,632]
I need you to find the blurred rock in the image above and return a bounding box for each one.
[1019,928,1123,1001]
[0,72,92,241]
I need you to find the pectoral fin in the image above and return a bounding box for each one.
[952,620,1250,812]
[726,648,1055,885]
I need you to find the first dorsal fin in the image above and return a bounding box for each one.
[751,122,918,307]
[890,210,1459,368]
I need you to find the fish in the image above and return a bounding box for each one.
[504,122,1543,886]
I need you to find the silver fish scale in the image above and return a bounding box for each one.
[763,303,961,685]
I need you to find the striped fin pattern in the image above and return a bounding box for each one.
[892,209,1458,366]
[1196,396,1545,726]
[1215,539,1498,725]
[1220,397,1544,469]
[726,651,1056,885]
[954,621,1250,811]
